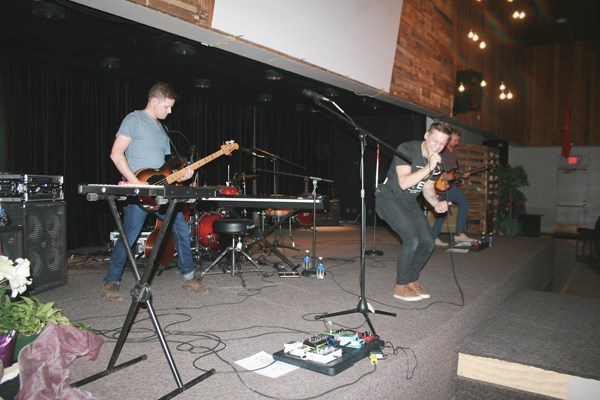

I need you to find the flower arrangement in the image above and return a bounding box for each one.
[0,256,84,337]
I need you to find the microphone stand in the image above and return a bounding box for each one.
[311,100,409,336]
[365,144,383,256]
[254,168,333,269]
[252,147,305,194]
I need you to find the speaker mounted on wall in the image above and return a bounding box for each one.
[3,201,67,294]
[453,69,483,115]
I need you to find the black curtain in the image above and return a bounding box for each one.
[1,52,423,249]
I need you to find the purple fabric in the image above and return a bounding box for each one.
[0,331,17,368]
[15,323,104,400]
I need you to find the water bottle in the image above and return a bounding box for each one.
[316,257,325,279]
[479,232,487,246]
[488,232,494,247]
[303,250,311,270]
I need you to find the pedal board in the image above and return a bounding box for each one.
[273,330,383,376]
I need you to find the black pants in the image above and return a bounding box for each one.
[375,192,434,285]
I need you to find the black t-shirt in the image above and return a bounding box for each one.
[381,141,440,198]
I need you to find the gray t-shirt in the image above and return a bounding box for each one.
[117,110,170,173]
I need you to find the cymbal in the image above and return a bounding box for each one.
[231,173,259,182]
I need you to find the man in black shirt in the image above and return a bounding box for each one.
[375,121,452,301]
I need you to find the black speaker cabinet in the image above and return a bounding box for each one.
[0,226,24,261]
[3,202,67,294]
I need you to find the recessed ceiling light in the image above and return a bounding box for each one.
[99,57,121,70]
[323,88,340,98]
[32,0,66,20]
[171,42,196,56]
[258,93,273,103]
[264,69,283,80]
[193,78,212,89]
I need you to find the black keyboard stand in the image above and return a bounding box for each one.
[73,195,214,399]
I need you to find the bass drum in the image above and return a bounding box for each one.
[197,212,222,250]
[296,211,313,226]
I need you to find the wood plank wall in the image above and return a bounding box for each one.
[128,0,599,146]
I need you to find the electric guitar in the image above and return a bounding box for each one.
[134,141,239,210]
[435,163,494,192]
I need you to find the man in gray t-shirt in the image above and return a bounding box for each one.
[102,82,210,301]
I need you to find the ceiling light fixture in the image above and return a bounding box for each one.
[32,0,66,20]
[264,69,283,80]
[323,88,340,98]
[193,78,212,89]
[258,93,273,103]
[99,57,121,70]
[171,42,196,56]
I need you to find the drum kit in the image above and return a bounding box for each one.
[185,172,316,258]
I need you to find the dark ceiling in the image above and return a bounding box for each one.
[1,0,598,118]
[485,0,600,46]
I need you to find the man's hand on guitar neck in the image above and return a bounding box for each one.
[177,166,194,182]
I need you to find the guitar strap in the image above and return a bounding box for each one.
[159,122,184,161]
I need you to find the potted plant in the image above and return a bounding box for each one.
[0,256,90,365]
[496,164,529,236]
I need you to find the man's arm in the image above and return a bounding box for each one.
[395,152,441,190]
[423,181,449,213]
[110,135,144,184]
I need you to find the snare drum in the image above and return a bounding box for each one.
[265,208,291,218]
[197,212,222,250]
[219,185,239,196]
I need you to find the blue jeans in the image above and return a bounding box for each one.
[375,191,434,285]
[105,203,196,283]
[431,185,469,238]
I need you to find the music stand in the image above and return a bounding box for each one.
[74,192,214,399]
[308,98,408,336]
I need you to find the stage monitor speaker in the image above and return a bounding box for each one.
[483,139,509,165]
[453,70,483,115]
[3,202,67,294]
[0,226,24,261]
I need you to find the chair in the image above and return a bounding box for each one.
[199,219,264,287]
[576,216,600,262]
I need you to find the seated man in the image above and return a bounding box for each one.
[431,128,473,246]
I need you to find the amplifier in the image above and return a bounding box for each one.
[0,173,63,202]
[109,231,151,258]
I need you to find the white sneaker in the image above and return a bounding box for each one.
[454,232,474,242]
[435,238,448,247]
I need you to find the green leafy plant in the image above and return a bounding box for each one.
[0,256,91,337]
[496,164,529,236]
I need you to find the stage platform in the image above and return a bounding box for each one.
[26,225,556,399]
[456,290,600,400]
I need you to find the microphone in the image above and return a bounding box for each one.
[302,89,331,102]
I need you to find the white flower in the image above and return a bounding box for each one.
[0,256,32,297]
[8,258,32,297]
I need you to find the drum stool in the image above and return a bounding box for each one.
[199,219,264,286]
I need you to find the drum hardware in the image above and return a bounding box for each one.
[199,219,265,287]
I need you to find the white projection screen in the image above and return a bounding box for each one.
[212,0,404,91]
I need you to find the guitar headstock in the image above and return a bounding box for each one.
[221,140,239,155]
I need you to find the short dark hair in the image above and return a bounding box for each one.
[148,82,177,101]
[427,120,453,136]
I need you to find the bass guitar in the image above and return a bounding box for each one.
[435,163,494,192]
[135,141,239,210]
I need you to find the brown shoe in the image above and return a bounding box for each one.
[393,284,422,301]
[102,281,125,302]
[181,279,210,294]
[409,281,431,299]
